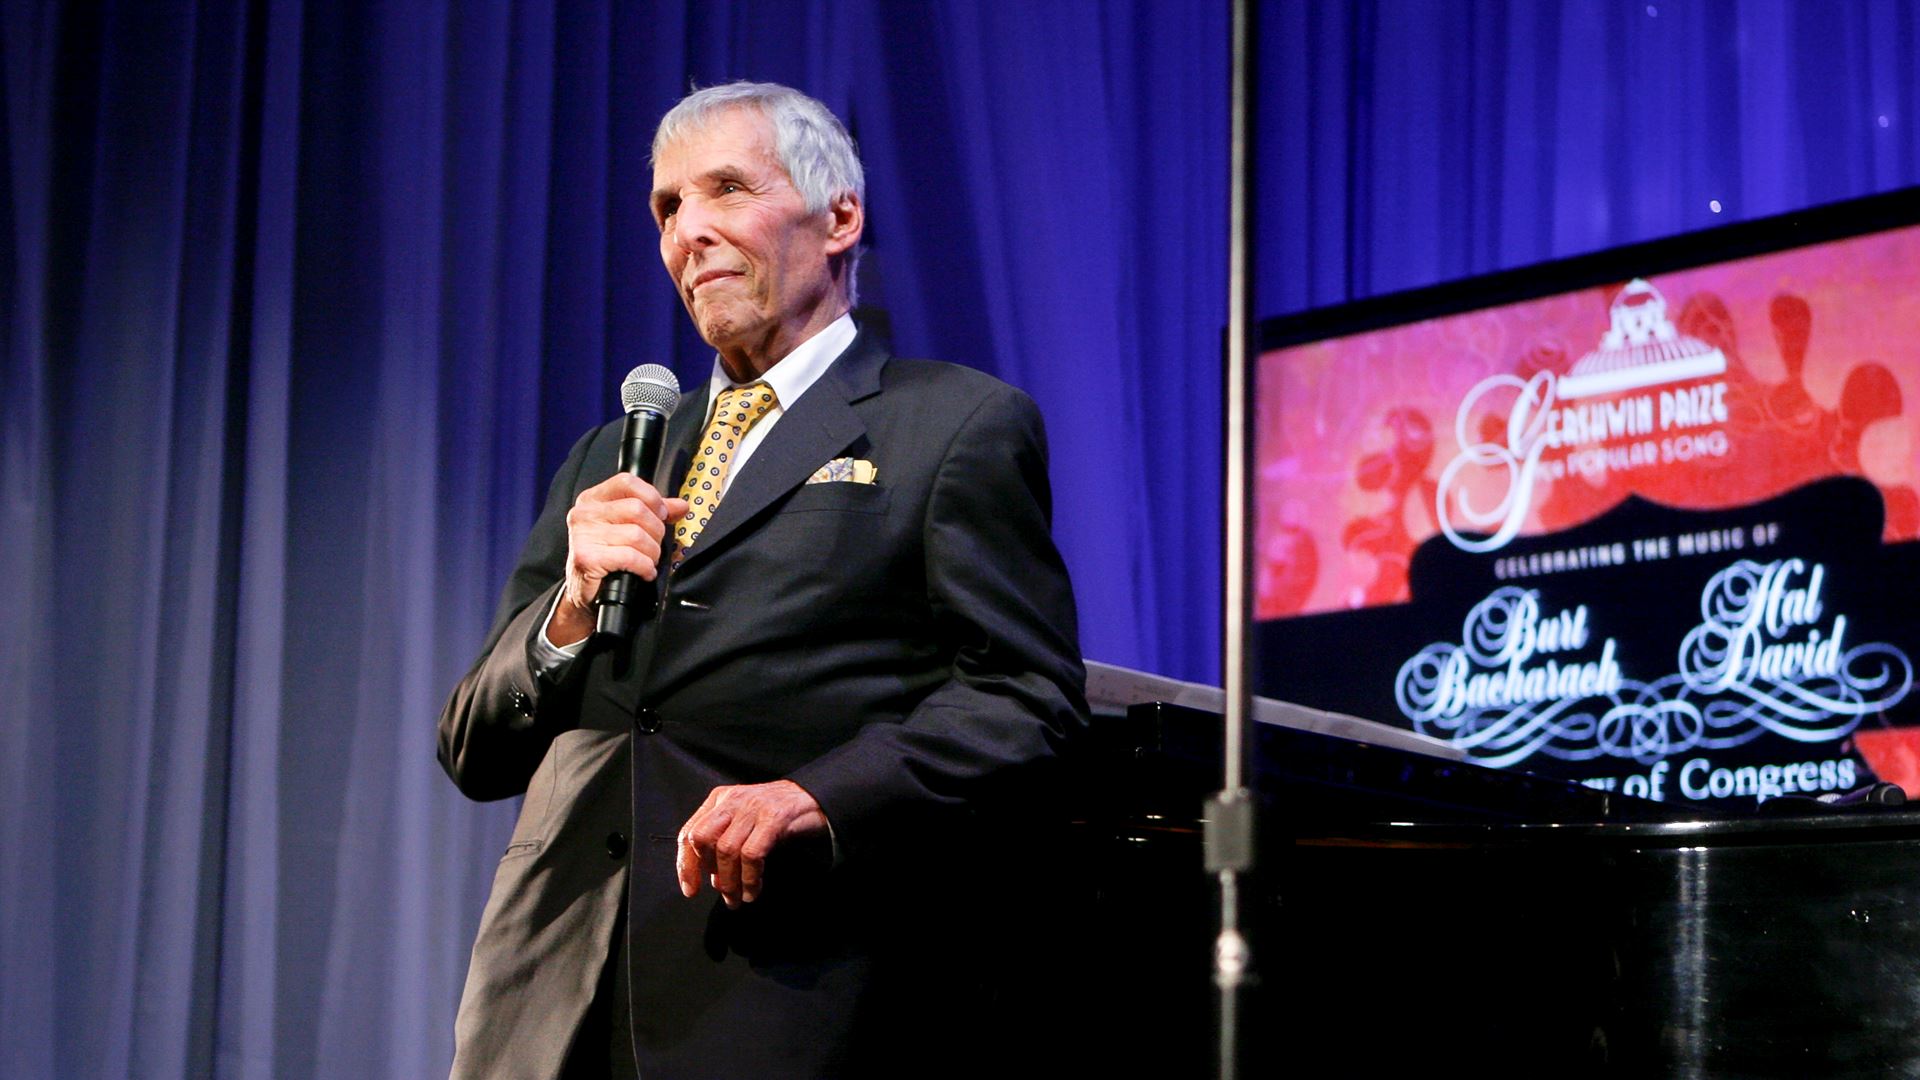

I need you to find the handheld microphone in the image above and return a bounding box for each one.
[595,364,682,642]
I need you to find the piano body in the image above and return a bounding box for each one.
[1062,699,1920,1078]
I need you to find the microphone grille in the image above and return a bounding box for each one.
[620,364,681,415]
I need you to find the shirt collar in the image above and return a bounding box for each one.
[702,313,858,412]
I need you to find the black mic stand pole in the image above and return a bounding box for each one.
[1207,0,1258,1076]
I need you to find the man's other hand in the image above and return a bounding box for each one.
[550,474,689,646]
[677,780,829,908]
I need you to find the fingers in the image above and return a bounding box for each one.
[712,813,782,907]
[675,798,757,910]
[675,781,828,908]
[563,476,676,608]
[676,790,724,900]
[567,521,665,576]
[710,813,756,909]
[587,472,671,514]
[735,818,777,904]
[571,475,672,543]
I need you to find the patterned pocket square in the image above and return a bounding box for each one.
[807,457,878,485]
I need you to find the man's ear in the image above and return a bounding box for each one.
[823,191,863,256]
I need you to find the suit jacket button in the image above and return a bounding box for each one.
[635,708,660,734]
[509,688,534,717]
[606,831,628,860]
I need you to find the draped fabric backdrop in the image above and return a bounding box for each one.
[2,1,1914,1075]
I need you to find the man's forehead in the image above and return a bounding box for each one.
[654,106,779,175]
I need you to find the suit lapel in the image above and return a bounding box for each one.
[594,333,886,715]
[674,332,886,571]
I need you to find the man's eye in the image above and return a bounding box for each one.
[720,183,742,195]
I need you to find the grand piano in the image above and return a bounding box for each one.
[1062,681,1920,1078]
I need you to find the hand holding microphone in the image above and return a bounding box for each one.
[550,365,687,647]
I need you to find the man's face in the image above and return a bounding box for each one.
[650,107,857,377]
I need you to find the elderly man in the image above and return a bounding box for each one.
[439,81,1087,1078]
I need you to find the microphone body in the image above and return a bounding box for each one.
[596,365,681,642]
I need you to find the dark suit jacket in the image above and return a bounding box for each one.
[439,332,1087,1079]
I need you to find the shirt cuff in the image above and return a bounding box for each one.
[529,591,587,682]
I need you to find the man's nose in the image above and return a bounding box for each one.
[670,196,719,251]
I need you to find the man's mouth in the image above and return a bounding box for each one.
[689,268,744,292]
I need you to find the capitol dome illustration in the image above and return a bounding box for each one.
[1559,278,1726,398]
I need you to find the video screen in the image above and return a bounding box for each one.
[1253,189,1920,809]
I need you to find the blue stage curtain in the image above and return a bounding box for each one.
[1258,0,1920,313]
[0,1,1914,1076]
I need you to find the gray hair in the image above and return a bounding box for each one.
[652,82,865,213]
[652,83,866,302]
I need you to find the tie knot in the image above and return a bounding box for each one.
[714,382,778,429]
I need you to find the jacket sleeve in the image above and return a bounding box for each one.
[786,383,1090,858]
[437,427,598,802]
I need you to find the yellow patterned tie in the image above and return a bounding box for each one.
[672,381,778,563]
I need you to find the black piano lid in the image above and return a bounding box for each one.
[1085,702,1920,847]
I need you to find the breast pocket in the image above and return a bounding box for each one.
[781,482,890,516]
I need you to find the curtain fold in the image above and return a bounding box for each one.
[2,1,1915,1076]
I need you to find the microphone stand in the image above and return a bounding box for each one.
[1209,0,1259,1077]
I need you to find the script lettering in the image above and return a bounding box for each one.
[1435,372,1555,553]
[1395,560,1912,777]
